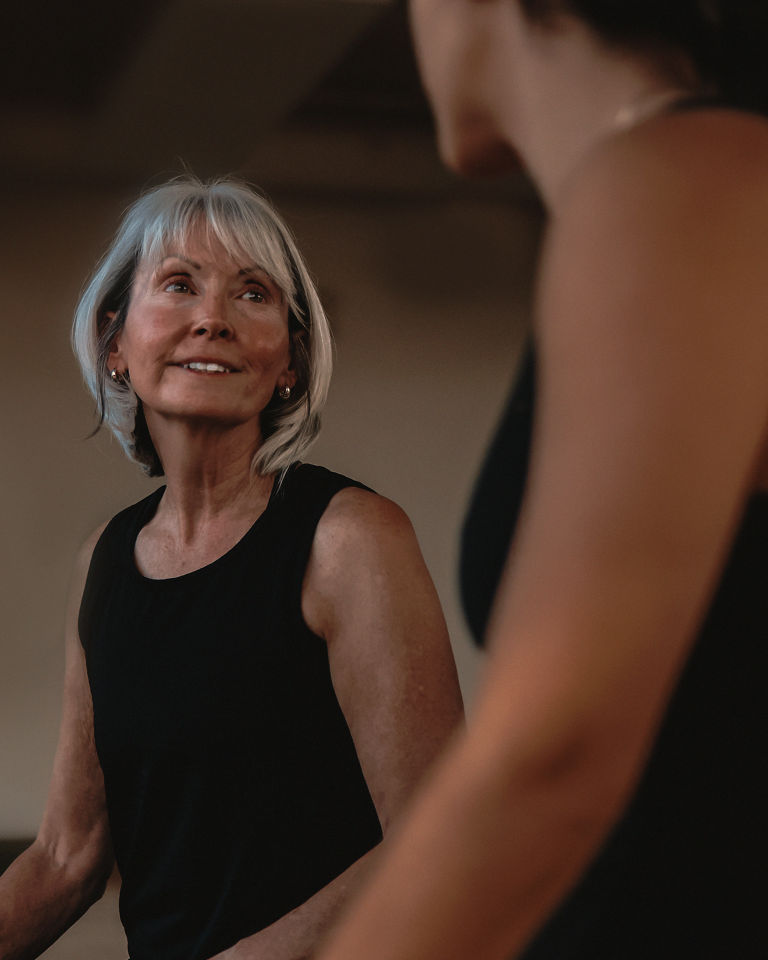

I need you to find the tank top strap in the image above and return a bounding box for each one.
[94,486,165,563]
[267,463,373,635]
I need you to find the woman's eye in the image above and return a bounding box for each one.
[242,288,267,303]
[163,279,192,294]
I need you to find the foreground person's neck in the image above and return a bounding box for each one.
[493,11,699,209]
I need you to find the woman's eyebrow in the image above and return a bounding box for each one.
[160,254,201,270]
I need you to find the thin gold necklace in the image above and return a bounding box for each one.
[612,88,696,134]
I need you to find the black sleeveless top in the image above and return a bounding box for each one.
[79,463,382,960]
[461,346,767,956]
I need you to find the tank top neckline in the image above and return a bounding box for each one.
[125,466,289,585]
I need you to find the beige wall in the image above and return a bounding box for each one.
[0,183,539,837]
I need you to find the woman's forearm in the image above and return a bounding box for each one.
[314,722,629,960]
[210,846,381,960]
[0,838,110,960]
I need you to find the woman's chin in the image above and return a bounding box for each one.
[439,119,521,178]
[146,401,262,435]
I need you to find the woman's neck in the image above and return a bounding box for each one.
[147,415,273,538]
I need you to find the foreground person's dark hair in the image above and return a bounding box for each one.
[520,0,768,113]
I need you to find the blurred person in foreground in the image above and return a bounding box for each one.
[0,177,462,960]
[317,2,768,958]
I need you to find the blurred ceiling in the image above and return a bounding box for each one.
[0,0,529,199]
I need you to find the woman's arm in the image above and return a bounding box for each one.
[212,488,464,960]
[0,527,114,960]
[313,112,768,960]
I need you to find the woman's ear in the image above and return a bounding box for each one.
[281,365,298,390]
[285,328,307,388]
[105,311,123,372]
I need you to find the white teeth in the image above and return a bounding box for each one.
[183,362,230,373]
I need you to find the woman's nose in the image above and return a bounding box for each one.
[194,297,233,339]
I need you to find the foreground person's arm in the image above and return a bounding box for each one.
[0,529,114,960]
[211,489,464,960]
[315,119,768,960]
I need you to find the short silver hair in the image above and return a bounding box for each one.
[72,176,332,476]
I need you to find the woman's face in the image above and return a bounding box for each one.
[108,229,296,439]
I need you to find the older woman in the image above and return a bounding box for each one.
[318,2,768,959]
[0,178,462,960]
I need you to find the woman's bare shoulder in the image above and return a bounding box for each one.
[81,521,108,559]
[321,485,411,531]
[302,483,428,630]
[563,105,768,225]
[311,487,415,573]
[70,522,109,591]
[542,106,768,351]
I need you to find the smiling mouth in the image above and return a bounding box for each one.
[180,362,236,374]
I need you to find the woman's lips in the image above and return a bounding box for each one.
[173,359,240,373]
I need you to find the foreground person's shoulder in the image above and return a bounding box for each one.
[561,105,768,225]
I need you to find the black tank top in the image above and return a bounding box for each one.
[460,345,767,956]
[79,463,383,960]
